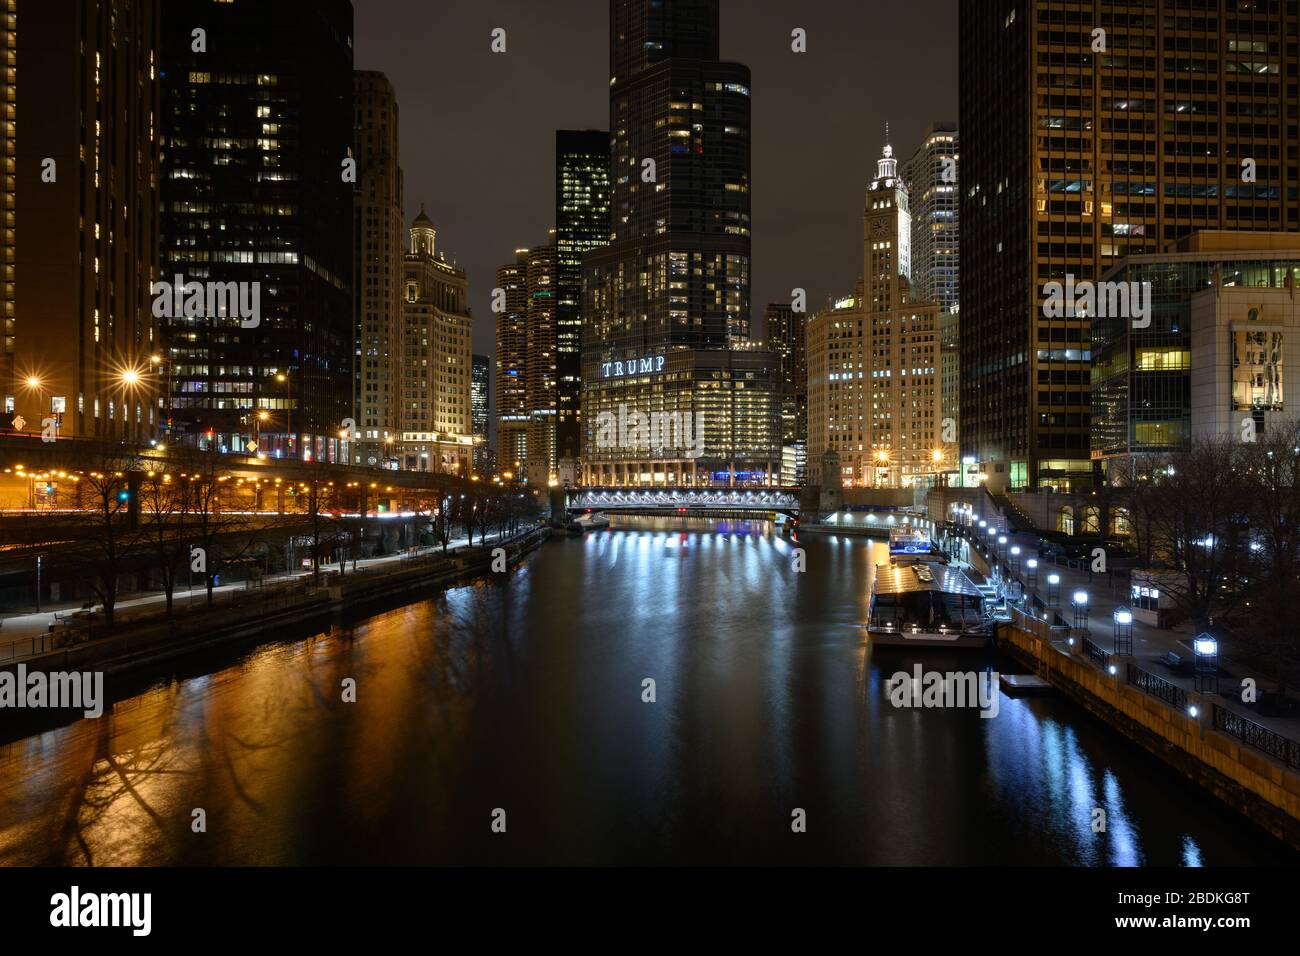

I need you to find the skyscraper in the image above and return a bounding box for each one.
[960,1,1299,492]
[160,0,354,461]
[0,0,14,405]
[471,353,490,474]
[808,142,945,490]
[495,251,529,477]
[353,70,404,469]
[401,210,474,475]
[582,0,780,487]
[903,124,960,451]
[10,0,160,443]
[555,130,610,465]
[765,302,807,445]
[525,237,557,486]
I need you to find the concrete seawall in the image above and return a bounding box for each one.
[999,619,1300,850]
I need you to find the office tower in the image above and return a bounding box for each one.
[765,302,807,444]
[471,353,490,474]
[0,0,13,404]
[555,129,610,464]
[525,237,557,485]
[160,0,354,461]
[807,142,944,490]
[582,0,781,487]
[904,125,960,445]
[400,210,474,474]
[495,251,528,477]
[960,1,1299,492]
[353,71,404,469]
[9,0,160,443]
[903,125,960,316]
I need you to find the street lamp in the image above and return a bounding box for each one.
[1047,572,1061,605]
[1193,633,1218,693]
[1113,606,1134,657]
[1072,589,1090,631]
[1026,557,1038,591]
[998,534,1008,559]
[276,371,293,455]
[1010,545,1021,573]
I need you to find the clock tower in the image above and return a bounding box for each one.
[865,139,913,313]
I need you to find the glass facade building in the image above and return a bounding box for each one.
[160,0,354,461]
[555,130,609,464]
[1093,232,1300,471]
[581,0,780,486]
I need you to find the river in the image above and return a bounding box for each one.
[0,516,1293,865]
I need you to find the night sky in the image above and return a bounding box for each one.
[354,0,959,358]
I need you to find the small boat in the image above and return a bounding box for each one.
[567,513,611,535]
[867,560,992,648]
[887,526,948,565]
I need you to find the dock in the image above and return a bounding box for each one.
[999,673,1053,695]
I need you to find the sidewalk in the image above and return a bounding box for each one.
[947,521,1300,742]
[0,530,510,648]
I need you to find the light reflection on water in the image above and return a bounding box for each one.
[0,515,1293,865]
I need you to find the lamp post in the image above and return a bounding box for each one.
[998,534,1008,561]
[1193,633,1218,693]
[276,372,293,457]
[1072,590,1090,631]
[1047,572,1061,606]
[1113,606,1134,657]
[1026,557,1038,592]
[1010,545,1021,574]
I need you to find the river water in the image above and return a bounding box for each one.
[0,517,1293,865]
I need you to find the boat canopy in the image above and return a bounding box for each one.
[873,563,984,598]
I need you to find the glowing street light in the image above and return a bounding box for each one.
[1112,606,1134,656]
[1047,572,1061,605]
[1072,590,1090,631]
[1193,633,1218,693]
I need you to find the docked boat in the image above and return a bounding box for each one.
[566,513,611,535]
[887,526,947,565]
[867,559,992,648]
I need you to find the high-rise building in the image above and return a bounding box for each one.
[582,0,781,487]
[765,302,807,444]
[401,210,474,474]
[471,352,490,474]
[9,0,160,443]
[353,71,404,469]
[960,1,1299,492]
[525,237,557,485]
[903,125,960,316]
[160,0,354,461]
[495,251,529,477]
[903,125,960,445]
[808,142,946,490]
[0,0,14,403]
[555,130,610,465]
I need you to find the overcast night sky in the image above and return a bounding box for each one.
[354,0,959,359]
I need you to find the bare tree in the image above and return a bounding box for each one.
[1128,438,1250,632]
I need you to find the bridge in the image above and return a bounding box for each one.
[567,487,802,517]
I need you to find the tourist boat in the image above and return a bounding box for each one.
[866,559,992,648]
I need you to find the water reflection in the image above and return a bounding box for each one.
[0,516,1291,865]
